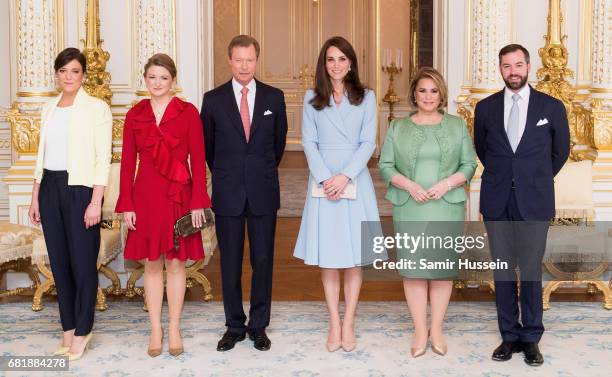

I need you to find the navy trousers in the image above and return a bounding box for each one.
[39,170,100,336]
[215,201,277,335]
[484,191,549,343]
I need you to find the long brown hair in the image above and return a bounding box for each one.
[310,36,366,110]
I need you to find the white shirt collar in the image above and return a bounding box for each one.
[232,77,256,95]
[504,84,530,103]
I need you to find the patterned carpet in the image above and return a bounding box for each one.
[278,168,392,217]
[1,301,610,376]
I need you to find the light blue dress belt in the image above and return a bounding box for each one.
[317,143,360,150]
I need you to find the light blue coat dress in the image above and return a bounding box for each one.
[293,89,386,268]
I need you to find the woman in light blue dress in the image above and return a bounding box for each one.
[294,36,385,353]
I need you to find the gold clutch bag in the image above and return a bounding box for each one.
[173,209,215,250]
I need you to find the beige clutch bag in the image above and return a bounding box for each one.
[311,181,357,200]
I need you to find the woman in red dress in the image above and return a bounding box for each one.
[115,54,211,357]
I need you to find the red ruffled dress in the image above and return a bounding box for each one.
[115,97,211,261]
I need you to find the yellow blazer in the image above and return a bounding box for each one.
[34,87,112,187]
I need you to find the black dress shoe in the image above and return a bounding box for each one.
[492,341,522,361]
[522,342,544,366]
[248,329,271,351]
[216,331,246,352]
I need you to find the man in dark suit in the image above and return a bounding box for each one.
[200,35,287,352]
[474,44,570,366]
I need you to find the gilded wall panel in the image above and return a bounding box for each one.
[380,0,411,103]
[99,0,132,90]
[213,0,239,86]
[257,0,295,81]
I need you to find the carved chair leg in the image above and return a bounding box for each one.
[99,264,122,296]
[95,286,108,311]
[32,279,54,312]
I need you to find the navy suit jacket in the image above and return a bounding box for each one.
[474,86,570,221]
[200,79,288,216]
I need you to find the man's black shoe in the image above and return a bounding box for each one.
[492,341,522,361]
[522,342,544,366]
[248,329,271,351]
[216,331,246,351]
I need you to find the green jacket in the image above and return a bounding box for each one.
[378,113,477,206]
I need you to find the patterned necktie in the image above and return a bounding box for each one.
[507,93,520,152]
[240,86,251,142]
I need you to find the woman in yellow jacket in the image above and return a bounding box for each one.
[28,47,112,361]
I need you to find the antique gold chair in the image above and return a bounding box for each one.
[0,223,42,299]
[542,159,611,310]
[30,163,123,311]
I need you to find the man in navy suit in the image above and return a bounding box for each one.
[474,44,570,366]
[200,35,287,352]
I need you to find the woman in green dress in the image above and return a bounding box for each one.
[378,67,477,357]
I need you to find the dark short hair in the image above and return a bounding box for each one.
[227,35,260,59]
[498,44,530,64]
[54,47,87,73]
[143,53,177,78]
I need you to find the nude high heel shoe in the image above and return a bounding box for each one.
[67,332,93,361]
[52,346,70,356]
[169,330,183,357]
[430,332,448,356]
[327,320,342,352]
[410,330,428,358]
[147,329,164,358]
[341,321,356,352]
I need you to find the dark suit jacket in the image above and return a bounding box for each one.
[474,86,570,221]
[200,79,288,216]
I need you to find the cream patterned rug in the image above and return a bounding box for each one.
[279,168,392,217]
[0,301,610,376]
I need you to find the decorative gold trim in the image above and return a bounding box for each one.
[408,0,419,79]
[56,0,64,52]
[468,88,501,94]
[6,104,42,154]
[465,0,472,82]
[82,0,112,105]
[6,169,34,176]
[590,88,612,94]
[3,178,37,183]
[16,91,58,98]
[375,0,381,150]
[578,0,592,82]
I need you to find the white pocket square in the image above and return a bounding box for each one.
[264,110,273,116]
[536,118,549,126]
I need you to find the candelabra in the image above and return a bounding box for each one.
[382,49,403,122]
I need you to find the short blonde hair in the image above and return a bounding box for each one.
[408,67,448,111]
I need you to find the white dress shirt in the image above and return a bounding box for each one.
[43,106,73,170]
[232,78,256,123]
[503,84,530,142]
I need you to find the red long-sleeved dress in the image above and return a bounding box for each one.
[115,97,211,261]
